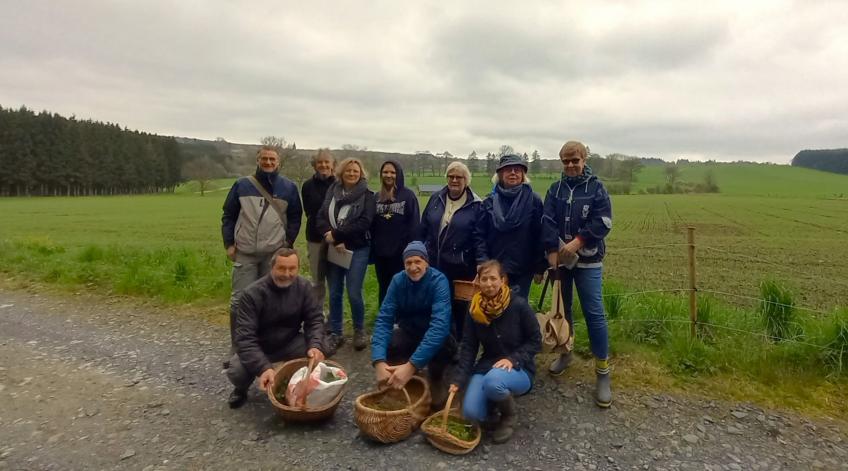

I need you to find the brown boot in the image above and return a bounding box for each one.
[492,397,516,444]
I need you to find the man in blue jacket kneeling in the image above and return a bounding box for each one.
[370,241,455,408]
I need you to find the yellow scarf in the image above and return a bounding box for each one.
[469,284,511,326]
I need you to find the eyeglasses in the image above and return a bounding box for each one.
[501,166,524,174]
[447,175,466,181]
[561,158,582,166]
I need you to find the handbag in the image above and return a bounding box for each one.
[535,271,574,354]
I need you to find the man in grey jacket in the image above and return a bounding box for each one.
[221,146,303,357]
[225,248,327,409]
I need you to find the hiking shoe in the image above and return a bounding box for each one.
[595,372,612,408]
[548,351,573,376]
[492,396,516,444]
[227,388,248,409]
[353,329,367,351]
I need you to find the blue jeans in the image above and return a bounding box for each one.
[560,266,608,360]
[462,368,531,422]
[326,246,370,335]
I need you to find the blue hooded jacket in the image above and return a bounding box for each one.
[370,267,452,369]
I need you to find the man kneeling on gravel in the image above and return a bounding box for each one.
[226,247,328,409]
[370,241,456,409]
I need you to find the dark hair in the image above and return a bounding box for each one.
[477,259,505,277]
[271,247,299,265]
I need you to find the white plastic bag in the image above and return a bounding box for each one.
[285,362,348,408]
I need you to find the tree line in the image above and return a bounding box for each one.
[0,106,183,196]
[791,149,848,175]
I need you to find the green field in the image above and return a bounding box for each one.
[1,162,847,414]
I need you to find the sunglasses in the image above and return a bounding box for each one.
[561,158,582,166]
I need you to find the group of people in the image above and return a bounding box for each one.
[219,140,614,443]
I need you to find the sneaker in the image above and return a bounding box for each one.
[548,351,573,376]
[227,388,248,409]
[353,329,367,351]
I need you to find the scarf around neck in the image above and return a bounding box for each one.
[492,183,534,232]
[328,179,369,229]
[469,284,511,326]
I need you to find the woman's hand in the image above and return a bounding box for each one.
[558,238,584,259]
[449,384,459,394]
[324,231,335,244]
[493,358,514,372]
[335,243,347,253]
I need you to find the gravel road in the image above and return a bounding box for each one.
[1,287,845,471]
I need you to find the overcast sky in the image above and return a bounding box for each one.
[2,1,846,163]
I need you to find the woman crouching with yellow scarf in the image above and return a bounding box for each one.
[449,260,541,443]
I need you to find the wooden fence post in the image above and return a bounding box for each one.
[687,227,697,338]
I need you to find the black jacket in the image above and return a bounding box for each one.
[478,187,546,276]
[301,173,336,243]
[234,275,325,376]
[372,160,420,258]
[451,295,542,388]
[315,181,376,251]
[418,186,486,281]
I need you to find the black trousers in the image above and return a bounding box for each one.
[226,335,332,391]
[385,327,457,384]
[374,254,405,306]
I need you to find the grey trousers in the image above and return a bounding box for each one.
[229,251,272,347]
[306,241,328,310]
[226,336,307,392]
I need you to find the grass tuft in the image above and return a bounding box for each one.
[760,279,799,342]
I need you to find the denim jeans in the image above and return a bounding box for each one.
[326,246,370,335]
[507,272,533,301]
[559,266,609,360]
[462,368,531,422]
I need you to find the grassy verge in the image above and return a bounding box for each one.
[1,236,846,418]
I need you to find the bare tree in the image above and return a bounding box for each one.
[182,155,225,196]
[498,145,515,157]
[260,136,296,170]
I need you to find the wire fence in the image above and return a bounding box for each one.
[546,231,847,352]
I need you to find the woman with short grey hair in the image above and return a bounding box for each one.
[418,161,486,340]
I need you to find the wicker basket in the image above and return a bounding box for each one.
[453,280,478,301]
[267,357,347,422]
[354,376,431,443]
[421,390,481,455]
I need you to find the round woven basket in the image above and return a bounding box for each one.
[354,375,431,443]
[267,357,347,422]
[421,390,480,455]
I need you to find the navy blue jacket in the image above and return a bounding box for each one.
[418,186,486,280]
[371,267,452,369]
[478,188,546,276]
[541,169,612,266]
[221,169,303,254]
[452,295,542,388]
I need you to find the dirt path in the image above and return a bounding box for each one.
[1,287,846,470]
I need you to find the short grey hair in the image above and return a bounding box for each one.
[445,161,472,184]
[312,148,335,166]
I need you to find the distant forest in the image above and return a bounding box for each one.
[791,149,848,175]
[0,106,182,196]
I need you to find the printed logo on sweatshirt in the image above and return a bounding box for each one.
[376,201,407,220]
